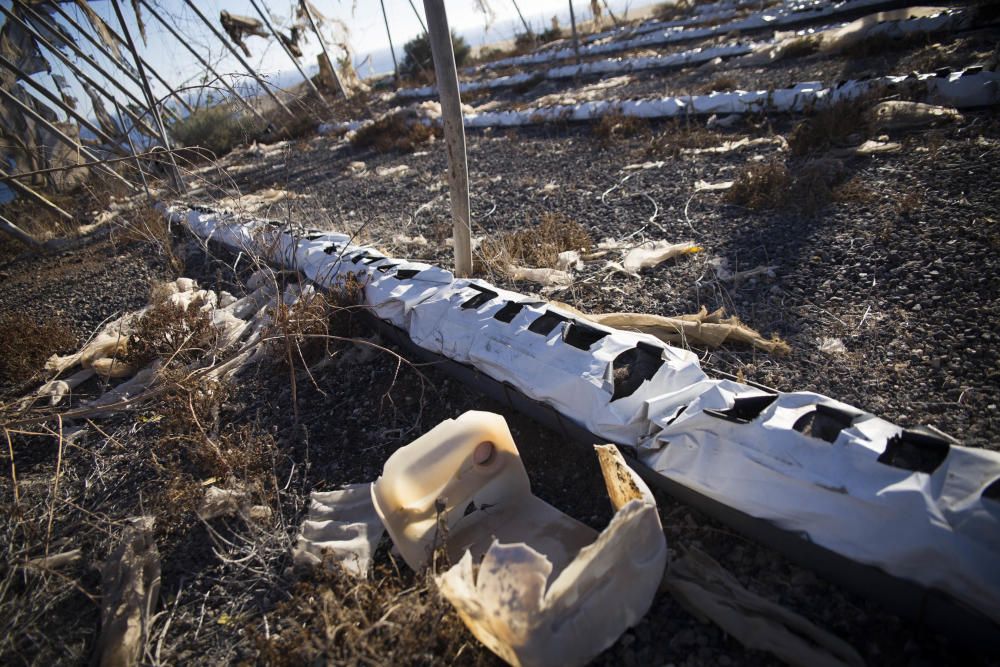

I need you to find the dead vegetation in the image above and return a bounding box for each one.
[726,157,853,216]
[593,112,649,143]
[478,213,592,272]
[0,312,76,387]
[256,559,485,666]
[788,97,873,156]
[350,113,440,153]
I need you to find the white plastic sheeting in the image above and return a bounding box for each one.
[469,0,900,72]
[169,192,1000,629]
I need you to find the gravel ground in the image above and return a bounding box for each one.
[2,6,999,666]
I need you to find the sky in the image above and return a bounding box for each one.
[2,0,660,122]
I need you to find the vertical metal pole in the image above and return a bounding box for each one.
[246,0,332,114]
[0,86,132,187]
[379,0,400,86]
[601,0,620,25]
[114,100,150,198]
[45,0,194,116]
[179,0,295,121]
[0,166,73,221]
[422,0,471,278]
[568,1,581,65]
[299,0,347,99]
[137,0,268,126]
[110,0,185,193]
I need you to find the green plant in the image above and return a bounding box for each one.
[400,30,471,78]
[168,104,255,160]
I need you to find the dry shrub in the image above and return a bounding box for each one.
[699,75,739,94]
[123,294,215,369]
[788,97,873,156]
[775,36,820,61]
[727,158,847,215]
[593,112,649,143]
[116,204,183,273]
[832,176,877,205]
[255,560,486,666]
[0,313,75,386]
[726,160,792,210]
[350,113,439,153]
[646,118,723,157]
[478,213,592,271]
[265,274,364,371]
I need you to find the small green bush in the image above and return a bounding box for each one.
[400,30,470,78]
[168,105,253,160]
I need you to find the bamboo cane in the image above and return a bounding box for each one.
[0,213,43,249]
[379,0,400,86]
[568,1,582,65]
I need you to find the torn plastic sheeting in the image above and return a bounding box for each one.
[641,385,1000,625]
[372,411,667,667]
[169,202,1000,631]
[665,548,865,667]
[622,240,702,274]
[467,0,900,72]
[95,516,160,667]
[292,484,384,578]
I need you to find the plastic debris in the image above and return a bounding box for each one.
[623,240,702,274]
[292,484,385,577]
[665,548,864,667]
[555,304,790,355]
[372,412,667,667]
[95,517,160,667]
[694,179,734,192]
[198,486,249,520]
[868,101,963,132]
[508,265,574,286]
[818,337,847,355]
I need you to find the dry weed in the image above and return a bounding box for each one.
[593,112,649,143]
[122,294,215,370]
[351,113,440,153]
[0,313,75,387]
[478,213,592,272]
[788,97,873,156]
[699,75,739,94]
[254,559,487,666]
[726,159,792,210]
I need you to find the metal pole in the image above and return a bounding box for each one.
[0,86,132,188]
[113,100,150,198]
[407,0,428,34]
[110,0,185,193]
[179,0,295,120]
[601,0,620,25]
[299,0,347,99]
[0,54,126,153]
[511,0,533,38]
[45,0,194,116]
[0,166,73,221]
[137,0,268,126]
[422,0,471,278]
[379,0,400,86]
[568,1,581,65]
[0,213,43,249]
[245,0,331,115]
[8,3,157,125]
[0,4,160,139]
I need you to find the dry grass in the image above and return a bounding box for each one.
[350,113,440,154]
[593,112,649,143]
[727,158,848,216]
[255,559,488,666]
[726,159,792,211]
[0,313,76,387]
[478,213,592,272]
[122,296,215,370]
[788,97,873,156]
[699,75,739,94]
